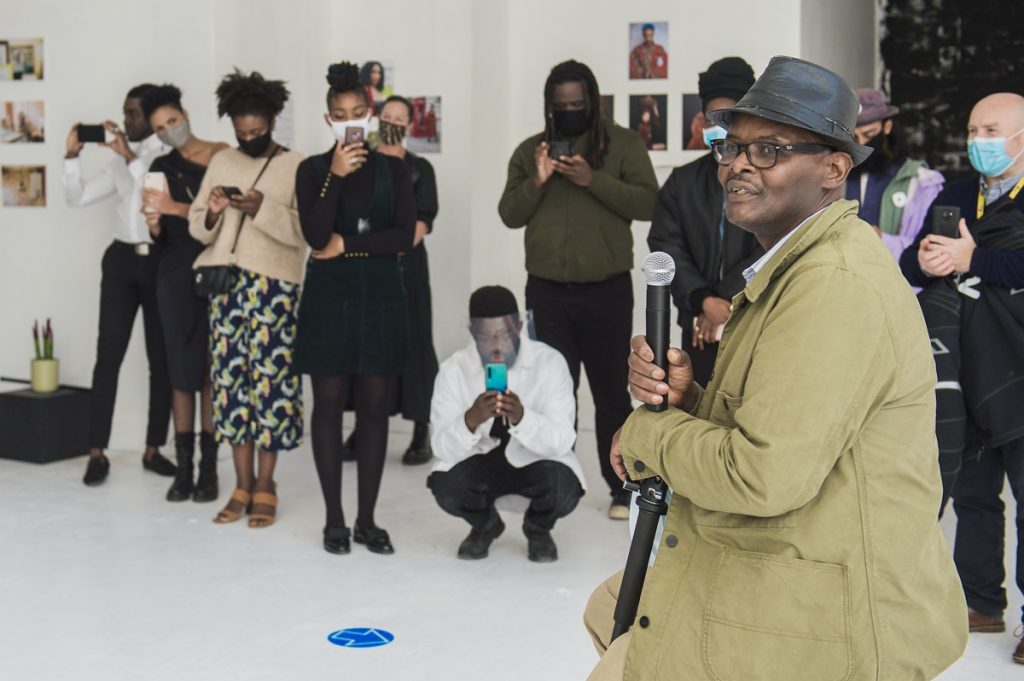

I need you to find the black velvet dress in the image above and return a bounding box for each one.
[294,149,417,376]
[396,152,440,422]
[151,150,208,392]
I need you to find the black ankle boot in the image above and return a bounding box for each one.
[166,433,195,502]
[193,431,219,503]
[402,421,433,466]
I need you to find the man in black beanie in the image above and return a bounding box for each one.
[426,286,585,562]
[648,56,764,386]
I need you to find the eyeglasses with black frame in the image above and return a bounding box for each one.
[710,138,834,169]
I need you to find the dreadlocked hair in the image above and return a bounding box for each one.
[543,60,608,169]
[140,84,183,121]
[215,68,289,120]
[325,61,368,108]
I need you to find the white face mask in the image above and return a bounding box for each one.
[328,113,372,141]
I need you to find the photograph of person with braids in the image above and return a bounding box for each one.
[293,60,417,557]
[498,59,658,521]
[187,69,306,530]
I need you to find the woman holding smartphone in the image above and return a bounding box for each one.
[141,84,228,504]
[294,61,416,555]
[188,69,306,529]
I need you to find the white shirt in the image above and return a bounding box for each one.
[430,336,586,488]
[62,134,168,244]
[742,206,829,285]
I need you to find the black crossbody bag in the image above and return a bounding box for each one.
[194,152,276,297]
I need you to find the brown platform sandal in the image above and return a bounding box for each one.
[248,491,278,528]
[213,489,252,524]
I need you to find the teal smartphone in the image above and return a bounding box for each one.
[485,363,508,392]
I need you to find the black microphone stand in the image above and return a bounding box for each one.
[610,474,669,642]
[610,277,673,643]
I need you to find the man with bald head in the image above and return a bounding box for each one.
[901,92,1024,663]
[583,57,966,681]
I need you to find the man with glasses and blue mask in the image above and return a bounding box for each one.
[427,286,585,563]
[583,56,966,681]
[900,92,1024,664]
[648,57,763,387]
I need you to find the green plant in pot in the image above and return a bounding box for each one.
[31,319,58,393]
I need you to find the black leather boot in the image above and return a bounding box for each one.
[193,431,219,503]
[402,421,433,465]
[166,432,195,502]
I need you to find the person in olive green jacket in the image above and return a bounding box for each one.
[498,60,657,520]
[584,57,967,681]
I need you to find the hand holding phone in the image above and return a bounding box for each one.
[931,205,961,239]
[549,140,572,161]
[344,126,365,145]
[77,124,112,144]
[143,172,168,214]
[220,186,243,199]
[485,363,508,393]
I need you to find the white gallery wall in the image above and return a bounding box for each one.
[0,0,874,448]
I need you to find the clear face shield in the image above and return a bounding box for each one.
[468,314,523,368]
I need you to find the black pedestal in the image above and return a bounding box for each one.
[0,388,91,463]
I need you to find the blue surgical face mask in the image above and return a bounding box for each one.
[968,128,1024,177]
[702,125,727,149]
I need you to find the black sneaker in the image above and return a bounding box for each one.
[142,451,177,477]
[83,455,110,487]
[457,515,506,560]
[526,531,558,563]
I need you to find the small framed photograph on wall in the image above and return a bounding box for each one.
[629,94,667,151]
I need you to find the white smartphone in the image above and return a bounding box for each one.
[143,172,168,214]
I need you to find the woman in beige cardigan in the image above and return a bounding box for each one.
[188,70,305,529]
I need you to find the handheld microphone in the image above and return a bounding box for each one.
[641,252,676,413]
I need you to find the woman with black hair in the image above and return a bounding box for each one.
[294,61,416,555]
[343,94,440,466]
[359,61,387,112]
[140,85,228,504]
[188,69,306,529]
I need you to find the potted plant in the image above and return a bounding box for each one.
[31,319,58,393]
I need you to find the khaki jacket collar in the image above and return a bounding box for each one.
[737,199,859,305]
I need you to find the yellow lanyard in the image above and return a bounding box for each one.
[977,175,1024,218]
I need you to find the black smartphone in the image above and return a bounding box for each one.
[344,126,365,145]
[549,140,572,161]
[221,186,242,199]
[77,124,106,143]
[931,205,961,239]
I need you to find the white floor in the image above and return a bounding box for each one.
[0,429,1020,680]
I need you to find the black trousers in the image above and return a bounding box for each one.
[88,241,171,449]
[680,321,719,388]
[428,446,584,535]
[952,435,1024,623]
[525,273,634,497]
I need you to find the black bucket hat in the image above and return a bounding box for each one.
[706,55,873,166]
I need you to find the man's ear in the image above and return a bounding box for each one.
[822,151,853,190]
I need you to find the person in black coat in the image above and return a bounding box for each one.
[646,57,762,387]
[899,92,1024,657]
[343,95,440,466]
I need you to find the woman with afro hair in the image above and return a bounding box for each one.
[294,61,416,555]
[188,69,306,529]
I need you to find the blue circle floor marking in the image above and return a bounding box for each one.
[327,628,395,649]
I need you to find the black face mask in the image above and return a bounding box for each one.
[552,109,589,138]
[858,133,892,174]
[238,131,273,158]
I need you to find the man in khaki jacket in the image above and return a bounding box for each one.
[584,56,967,681]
